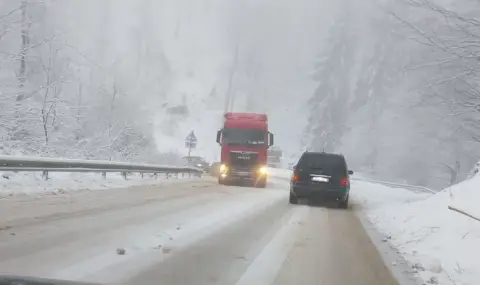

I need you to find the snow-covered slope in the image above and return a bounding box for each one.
[367,173,480,285]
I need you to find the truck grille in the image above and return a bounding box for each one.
[230,151,258,169]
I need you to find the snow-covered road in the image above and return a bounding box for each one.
[0,177,402,285]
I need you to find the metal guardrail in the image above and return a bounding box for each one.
[0,155,203,180]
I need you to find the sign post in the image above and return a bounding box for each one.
[185,131,198,161]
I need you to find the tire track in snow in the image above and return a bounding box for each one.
[80,189,286,283]
[234,206,309,285]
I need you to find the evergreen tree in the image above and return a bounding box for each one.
[304,10,356,152]
[346,14,397,170]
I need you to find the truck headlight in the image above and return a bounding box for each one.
[258,166,268,175]
[220,164,228,173]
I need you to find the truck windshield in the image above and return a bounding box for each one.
[222,128,266,147]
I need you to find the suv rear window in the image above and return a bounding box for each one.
[297,153,347,176]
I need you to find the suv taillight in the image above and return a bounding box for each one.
[340,177,349,186]
[292,174,300,182]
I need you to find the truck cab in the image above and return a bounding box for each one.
[216,112,274,188]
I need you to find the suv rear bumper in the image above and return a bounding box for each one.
[290,185,348,201]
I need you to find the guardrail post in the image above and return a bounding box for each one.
[122,172,127,180]
[189,171,191,178]
[141,173,144,179]
[102,172,106,179]
[42,170,49,180]
[182,172,185,178]
[154,173,158,179]
[166,173,169,179]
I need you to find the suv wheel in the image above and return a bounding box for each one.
[289,193,298,204]
[338,195,349,209]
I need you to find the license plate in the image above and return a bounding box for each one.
[312,176,329,182]
[237,172,250,176]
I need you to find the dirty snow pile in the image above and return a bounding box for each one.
[0,172,196,198]
[366,173,480,285]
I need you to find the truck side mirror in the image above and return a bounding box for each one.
[216,130,222,144]
[268,132,274,147]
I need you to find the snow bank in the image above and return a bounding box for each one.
[0,171,197,198]
[366,174,480,285]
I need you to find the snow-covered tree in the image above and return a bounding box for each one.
[304,7,356,153]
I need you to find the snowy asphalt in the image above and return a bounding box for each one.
[0,177,399,285]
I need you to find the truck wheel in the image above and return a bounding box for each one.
[254,180,267,188]
[289,193,298,204]
[255,182,266,188]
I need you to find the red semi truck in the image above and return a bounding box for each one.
[216,112,274,187]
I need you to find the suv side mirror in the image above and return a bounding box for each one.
[348,170,354,175]
[268,132,274,147]
[216,130,222,144]
[292,165,296,170]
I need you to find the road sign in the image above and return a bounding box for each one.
[185,131,197,149]
[186,131,197,142]
[185,131,198,160]
[185,141,196,148]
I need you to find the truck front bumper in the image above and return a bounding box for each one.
[219,165,268,182]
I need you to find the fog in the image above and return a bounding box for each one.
[1,0,479,188]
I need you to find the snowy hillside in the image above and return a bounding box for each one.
[149,0,331,161]
[1,0,480,189]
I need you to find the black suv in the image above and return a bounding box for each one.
[289,151,353,208]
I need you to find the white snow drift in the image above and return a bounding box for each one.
[0,171,198,198]
[366,173,480,285]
